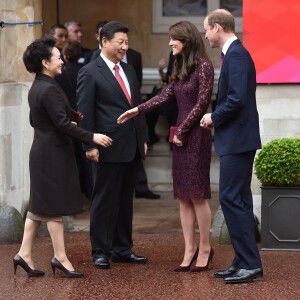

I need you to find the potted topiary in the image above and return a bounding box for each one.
[254,138,300,251]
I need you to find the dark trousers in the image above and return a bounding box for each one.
[135,159,150,194]
[219,151,262,269]
[73,140,93,200]
[90,156,138,260]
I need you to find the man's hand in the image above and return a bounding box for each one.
[200,113,214,129]
[158,58,167,73]
[86,148,99,162]
[144,143,148,155]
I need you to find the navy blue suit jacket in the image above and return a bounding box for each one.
[212,39,261,156]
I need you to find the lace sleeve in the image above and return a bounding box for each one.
[138,82,176,115]
[176,60,214,143]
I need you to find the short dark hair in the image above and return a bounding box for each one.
[100,21,129,46]
[23,38,56,74]
[48,24,67,36]
[62,40,82,62]
[95,20,108,34]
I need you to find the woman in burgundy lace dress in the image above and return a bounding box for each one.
[118,21,214,272]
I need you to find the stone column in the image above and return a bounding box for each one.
[0,0,42,244]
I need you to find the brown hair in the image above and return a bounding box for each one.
[168,21,209,82]
[62,40,82,62]
[207,9,235,33]
[95,20,108,34]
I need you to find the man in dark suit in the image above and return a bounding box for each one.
[91,21,160,200]
[201,9,263,284]
[77,21,148,269]
[65,21,92,64]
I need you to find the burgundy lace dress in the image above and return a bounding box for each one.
[138,58,214,200]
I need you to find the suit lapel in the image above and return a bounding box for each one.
[121,61,135,102]
[225,39,241,56]
[217,39,242,102]
[96,57,131,107]
[219,39,241,78]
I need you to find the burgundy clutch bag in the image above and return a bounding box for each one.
[169,126,177,143]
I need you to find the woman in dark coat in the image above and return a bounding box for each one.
[13,38,112,278]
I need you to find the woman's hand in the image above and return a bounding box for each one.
[173,135,183,147]
[93,134,113,147]
[117,107,139,124]
[76,112,84,123]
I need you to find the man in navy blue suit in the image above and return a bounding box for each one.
[201,9,263,284]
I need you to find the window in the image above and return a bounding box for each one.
[152,0,242,33]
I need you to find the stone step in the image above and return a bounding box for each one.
[144,140,173,192]
[145,144,219,193]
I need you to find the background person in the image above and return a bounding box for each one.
[65,20,92,64]
[146,51,178,147]
[200,9,263,284]
[47,24,68,55]
[55,40,93,201]
[14,38,112,278]
[118,21,214,272]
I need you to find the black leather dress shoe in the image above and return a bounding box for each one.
[112,253,148,264]
[135,191,161,199]
[224,268,263,284]
[214,265,239,278]
[94,257,110,269]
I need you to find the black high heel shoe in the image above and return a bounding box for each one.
[51,257,84,278]
[190,247,214,272]
[173,248,199,272]
[13,254,45,277]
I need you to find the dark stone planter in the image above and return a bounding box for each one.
[261,187,300,251]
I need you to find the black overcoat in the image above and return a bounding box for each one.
[28,74,93,215]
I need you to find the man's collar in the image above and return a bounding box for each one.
[100,52,120,70]
[222,36,238,55]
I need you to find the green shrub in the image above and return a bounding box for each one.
[254,138,300,187]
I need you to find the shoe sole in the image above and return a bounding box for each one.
[214,272,237,278]
[224,274,263,284]
[111,259,147,264]
[95,265,110,269]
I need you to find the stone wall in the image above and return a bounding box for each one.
[0,0,42,214]
[41,0,238,69]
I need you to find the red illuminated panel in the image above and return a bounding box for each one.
[243,0,300,83]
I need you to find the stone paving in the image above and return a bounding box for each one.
[0,192,299,299]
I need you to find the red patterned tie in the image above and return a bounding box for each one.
[113,65,131,105]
